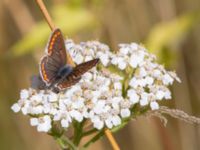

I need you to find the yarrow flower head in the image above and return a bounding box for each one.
[11,40,180,132]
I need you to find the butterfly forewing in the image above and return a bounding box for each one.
[46,28,67,66]
[40,29,68,85]
[57,58,99,89]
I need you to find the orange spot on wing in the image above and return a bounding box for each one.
[41,63,49,82]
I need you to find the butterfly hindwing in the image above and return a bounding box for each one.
[40,56,58,84]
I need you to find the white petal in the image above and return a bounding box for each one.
[105,118,113,129]
[163,74,174,85]
[118,60,127,70]
[85,55,93,61]
[114,82,122,90]
[120,109,131,118]
[145,77,154,85]
[30,118,38,126]
[93,118,104,130]
[156,90,165,100]
[111,116,121,126]
[99,54,109,66]
[150,101,159,110]
[61,119,69,128]
[140,98,148,106]
[70,110,83,122]
[127,89,139,104]
[20,89,29,99]
[11,103,21,113]
[74,54,84,64]
[129,77,138,88]
[48,93,58,102]
[119,47,129,55]
[164,90,171,99]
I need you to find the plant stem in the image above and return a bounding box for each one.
[35,0,56,30]
[82,130,105,148]
[82,128,97,137]
[56,135,77,150]
[73,121,84,146]
[104,129,120,150]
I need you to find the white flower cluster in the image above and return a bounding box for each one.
[11,40,180,132]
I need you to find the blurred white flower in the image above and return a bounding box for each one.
[30,115,51,132]
[150,101,159,110]
[120,109,131,118]
[11,103,21,113]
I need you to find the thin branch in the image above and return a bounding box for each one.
[105,129,120,150]
[35,0,56,31]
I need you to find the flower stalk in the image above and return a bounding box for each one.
[35,0,55,30]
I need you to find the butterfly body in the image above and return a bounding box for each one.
[31,28,99,93]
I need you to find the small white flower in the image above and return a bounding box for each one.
[127,89,139,104]
[150,101,159,110]
[48,93,58,102]
[30,105,43,114]
[120,109,131,118]
[119,47,129,55]
[145,76,154,85]
[99,53,109,66]
[129,52,144,68]
[11,103,21,113]
[74,53,84,64]
[164,90,171,99]
[117,58,127,70]
[139,67,147,77]
[61,119,69,128]
[156,90,165,100]
[129,77,138,88]
[92,117,104,130]
[114,82,122,90]
[30,118,39,126]
[105,118,113,129]
[162,74,174,85]
[31,116,52,132]
[70,110,83,122]
[20,89,29,99]
[111,115,121,126]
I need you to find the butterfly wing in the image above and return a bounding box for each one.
[40,29,68,85]
[57,58,99,89]
[31,75,47,90]
[46,28,66,65]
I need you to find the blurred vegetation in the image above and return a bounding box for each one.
[1,0,200,150]
[11,3,98,56]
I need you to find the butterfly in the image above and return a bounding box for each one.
[31,28,99,93]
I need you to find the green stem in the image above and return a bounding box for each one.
[56,135,77,150]
[82,128,97,137]
[82,130,105,149]
[73,121,85,146]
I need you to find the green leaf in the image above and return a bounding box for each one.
[145,12,200,56]
[10,5,98,57]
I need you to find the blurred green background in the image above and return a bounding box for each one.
[1,0,200,150]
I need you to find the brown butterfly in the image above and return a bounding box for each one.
[31,28,99,93]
